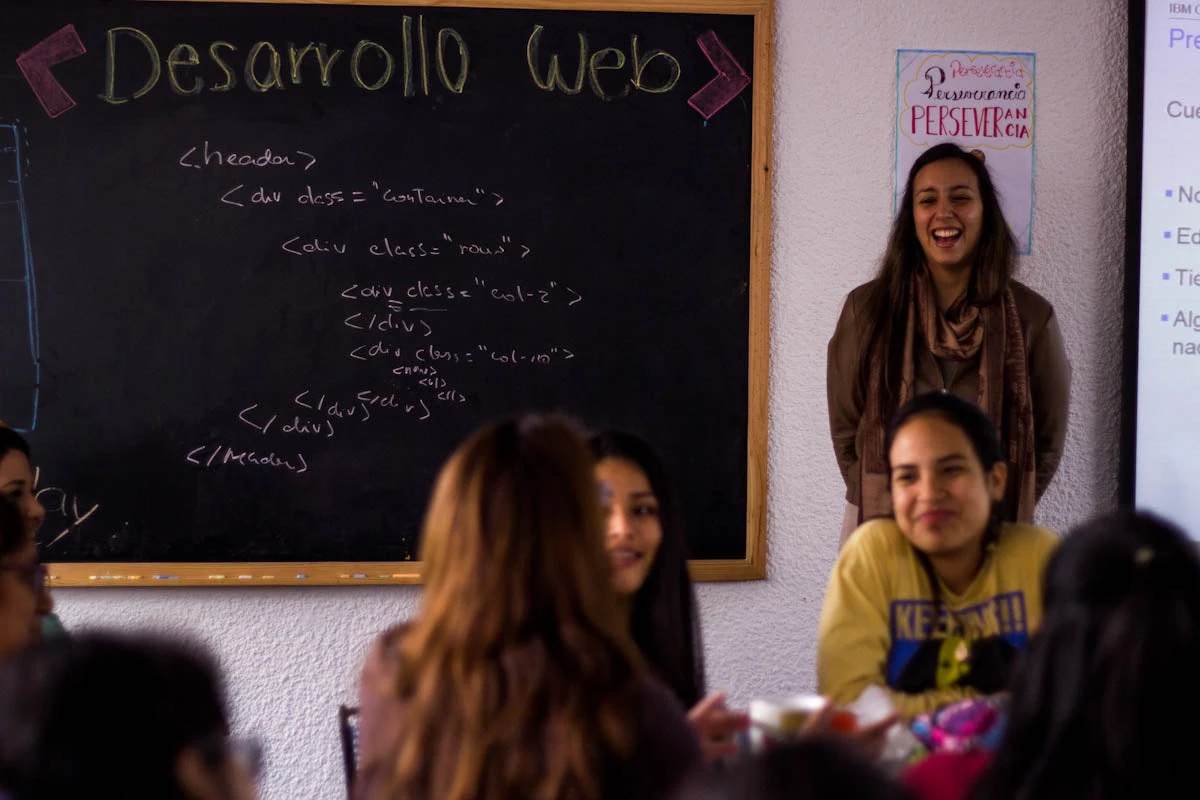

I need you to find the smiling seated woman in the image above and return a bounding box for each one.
[592,431,749,762]
[817,392,1058,720]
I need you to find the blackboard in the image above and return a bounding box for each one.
[0,0,771,586]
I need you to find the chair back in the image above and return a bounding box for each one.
[338,704,360,796]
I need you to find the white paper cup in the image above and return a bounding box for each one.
[747,694,829,752]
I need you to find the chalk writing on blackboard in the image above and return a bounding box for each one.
[178,142,317,170]
[100,20,472,103]
[185,444,309,473]
[93,19,695,107]
[526,26,681,99]
[168,118,586,480]
[0,122,40,432]
[31,467,100,547]
[340,280,581,306]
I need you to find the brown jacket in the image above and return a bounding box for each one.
[354,628,702,800]
[827,279,1070,509]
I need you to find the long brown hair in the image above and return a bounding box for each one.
[859,142,1018,417]
[384,414,642,800]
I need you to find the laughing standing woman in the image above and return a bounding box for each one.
[827,143,1069,544]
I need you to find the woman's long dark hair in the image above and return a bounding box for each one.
[590,430,705,708]
[971,510,1200,800]
[0,500,24,563]
[0,428,30,462]
[0,428,32,559]
[860,142,1018,418]
[885,392,1005,627]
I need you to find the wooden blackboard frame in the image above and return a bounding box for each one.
[42,0,772,587]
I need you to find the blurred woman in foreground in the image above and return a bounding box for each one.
[357,414,701,800]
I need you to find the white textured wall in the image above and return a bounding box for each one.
[53,3,1129,799]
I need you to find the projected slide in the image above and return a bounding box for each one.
[1135,2,1200,533]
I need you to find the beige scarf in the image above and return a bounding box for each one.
[859,270,1037,524]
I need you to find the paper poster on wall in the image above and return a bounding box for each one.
[895,50,1036,254]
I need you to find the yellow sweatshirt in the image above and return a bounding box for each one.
[817,519,1059,720]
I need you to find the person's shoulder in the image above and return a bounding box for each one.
[996,522,1061,560]
[845,518,905,551]
[1008,280,1055,319]
[377,623,411,652]
[627,675,696,750]
[626,675,702,777]
[845,279,879,307]
[831,280,881,349]
[631,673,688,717]
[361,624,411,680]
[840,518,908,569]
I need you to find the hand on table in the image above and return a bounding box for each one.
[802,698,899,762]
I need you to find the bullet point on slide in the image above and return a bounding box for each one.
[1164,272,1172,280]
[1167,189,1174,198]
[1165,231,1173,239]
[1162,314,1170,321]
